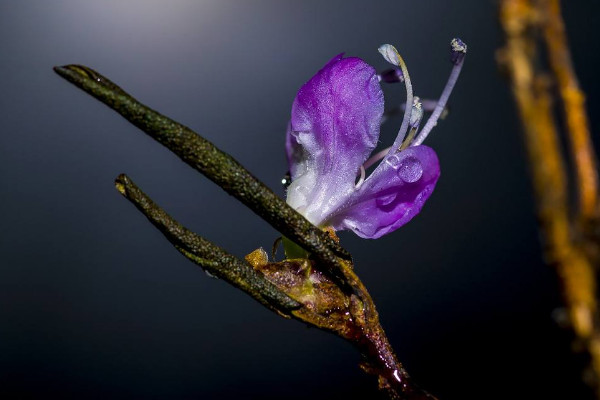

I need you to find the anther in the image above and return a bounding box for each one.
[450,38,467,65]
[400,97,423,150]
[381,99,448,125]
[409,96,423,129]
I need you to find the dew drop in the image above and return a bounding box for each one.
[385,154,401,170]
[281,171,292,188]
[397,156,423,183]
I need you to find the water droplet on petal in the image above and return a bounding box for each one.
[385,154,401,170]
[397,156,423,183]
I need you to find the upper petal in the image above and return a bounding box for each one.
[325,145,440,238]
[286,54,384,224]
[290,54,384,179]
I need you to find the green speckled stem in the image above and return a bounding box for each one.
[53,65,350,283]
[115,173,300,313]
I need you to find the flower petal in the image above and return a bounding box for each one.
[326,145,440,239]
[290,54,383,179]
[287,54,384,224]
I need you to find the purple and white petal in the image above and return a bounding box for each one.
[286,54,384,225]
[290,54,384,180]
[325,145,440,239]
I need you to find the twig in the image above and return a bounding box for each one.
[114,173,301,315]
[52,65,351,286]
[540,0,599,221]
[498,0,600,396]
[116,174,435,399]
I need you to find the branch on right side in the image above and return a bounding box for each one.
[497,0,600,396]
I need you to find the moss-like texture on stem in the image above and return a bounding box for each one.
[115,174,300,314]
[53,64,350,284]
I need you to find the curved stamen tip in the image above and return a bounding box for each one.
[450,38,467,65]
[378,44,402,67]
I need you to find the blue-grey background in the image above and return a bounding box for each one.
[1,1,599,399]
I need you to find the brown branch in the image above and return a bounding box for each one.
[246,250,436,400]
[115,173,436,399]
[114,174,301,315]
[540,0,599,221]
[52,65,352,290]
[498,0,600,396]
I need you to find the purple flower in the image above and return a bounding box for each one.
[285,40,466,239]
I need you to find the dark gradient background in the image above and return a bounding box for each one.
[1,1,599,399]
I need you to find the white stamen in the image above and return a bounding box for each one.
[378,44,414,155]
